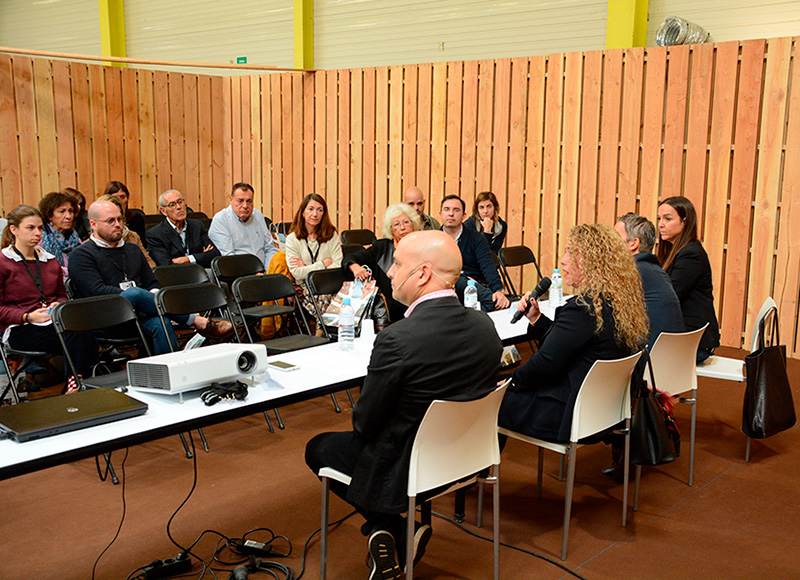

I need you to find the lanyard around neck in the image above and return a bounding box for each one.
[12,246,47,306]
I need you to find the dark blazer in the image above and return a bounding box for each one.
[347,296,503,513]
[499,295,630,442]
[342,238,406,322]
[665,240,720,352]
[146,218,220,268]
[463,215,508,255]
[635,252,684,349]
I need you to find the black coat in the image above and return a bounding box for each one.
[665,240,720,352]
[635,252,684,349]
[347,296,503,513]
[499,296,630,442]
[145,218,221,268]
[342,238,406,322]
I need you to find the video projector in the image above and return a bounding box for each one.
[127,343,269,394]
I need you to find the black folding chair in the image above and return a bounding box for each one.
[274,222,292,236]
[154,263,209,287]
[143,213,163,231]
[342,244,363,261]
[499,245,543,298]
[340,229,377,247]
[211,253,265,286]
[0,342,48,404]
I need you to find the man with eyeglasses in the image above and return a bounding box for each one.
[208,182,278,268]
[68,200,233,354]
[146,189,220,267]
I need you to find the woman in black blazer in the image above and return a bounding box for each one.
[657,196,720,362]
[463,191,507,255]
[498,224,649,442]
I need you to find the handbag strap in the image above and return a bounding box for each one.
[642,347,658,396]
[758,306,780,350]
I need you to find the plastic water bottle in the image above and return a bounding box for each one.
[339,297,355,351]
[351,279,363,299]
[464,280,480,311]
[551,269,563,307]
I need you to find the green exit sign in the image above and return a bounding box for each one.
[236,56,247,64]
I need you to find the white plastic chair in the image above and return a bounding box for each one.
[319,381,509,580]
[498,351,642,560]
[642,325,707,490]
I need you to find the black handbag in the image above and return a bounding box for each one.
[742,307,796,439]
[630,350,681,466]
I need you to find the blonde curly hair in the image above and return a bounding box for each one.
[567,224,649,351]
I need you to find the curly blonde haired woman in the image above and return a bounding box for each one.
[498,223,649,442]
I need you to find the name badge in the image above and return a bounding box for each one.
[119,280,137,290]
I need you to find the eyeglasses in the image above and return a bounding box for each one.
[163,199,186,210]
[391,220,412,228]
[99,217,124,225]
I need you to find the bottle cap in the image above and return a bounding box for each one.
[343,297,351,305]
[553,269,560,273]
[467,280,476,287]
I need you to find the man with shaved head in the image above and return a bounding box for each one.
[305,231,502,579]
[404,186,440,231]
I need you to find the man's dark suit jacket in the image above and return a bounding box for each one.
[146,218,220,268]
[347,295,503,514]
[665,240,720,352]
[635,252,684,349]
[499,295,630,442]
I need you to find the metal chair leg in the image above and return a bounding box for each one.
[263,411,275,433]
[745,436,752,462]
[179,432,193,459]
[198,428,211,452]
[346,389,356,407]
[561,443,578,560]
[320,477,329,580]
[103,453,120,485]
[330,393,342,413]
[274,408,285,429]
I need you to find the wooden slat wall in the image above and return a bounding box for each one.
[3,38,800,356]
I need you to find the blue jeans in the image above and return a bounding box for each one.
[120,287,190,355]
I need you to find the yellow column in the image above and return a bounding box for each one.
[98,0,127,67]
[294,0,314,69]
[606,0,649,49]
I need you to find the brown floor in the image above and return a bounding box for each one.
[2,345,800,579]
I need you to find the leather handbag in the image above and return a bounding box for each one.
[742,307,796,439]
[630,350,681,466]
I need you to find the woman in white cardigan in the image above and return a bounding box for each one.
[285,194,343,326]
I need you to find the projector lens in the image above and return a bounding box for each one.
[237,351,257,373]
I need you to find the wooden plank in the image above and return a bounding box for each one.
[152,70,171,196]
[374,67,390,227]
[491,59,511,214]
[71,63,94,196]
[618,47,644,214]
[209,76,226,210]
[775,38,800,356]
[326,69,338,220]
[745,37,791,343]
[523,55,546,291]
[15,58,41,204]
[314,71,326,200]
[541,53,564,275]
[230,77,242,184]
[416,63,433,200]
[704,42,738,320]
[303,72,315,204]
[249,75,262,209]
[270,74,283,220]
[240,75,252,186]
[639,47,667,220]
[221,77,233,208]
[662,45,690,197]
[51,60,76,188]
[429,62,447,206]
[577,51,602,224]
[350,69,364,227]
[460,60,479,202]
[506,57,527,251]
[281,73,294,217]
[137,69,157,211]
[33,58,58,194]
[683,43,714,210]
[444,61,463,199]
[104,67,126,195]
[388,65,403,208]
[475,59,494,196]
[0,55,22,210]
[362,68,376,232]
[337,70,350,228]
[197,75,213,214]
[183,74,199,207]
[597,49,623,227]
[259,76,272,216]
[292,73,304,208]
[402,64,418,195]
[560,51,583,254]
[120,69,141,209]
[721,39,766,347]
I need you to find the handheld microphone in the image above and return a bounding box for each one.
[510,277,551,324]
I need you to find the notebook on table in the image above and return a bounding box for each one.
[0,387,148,443]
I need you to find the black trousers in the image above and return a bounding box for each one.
[7,324,97,377]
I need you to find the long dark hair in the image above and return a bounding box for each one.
[1,205,42,249]
[289,194,336,243]
[657,196,699,270]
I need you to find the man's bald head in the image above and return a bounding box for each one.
[88,200,124,245]
[404,186,425,216]
[388,231,462,305]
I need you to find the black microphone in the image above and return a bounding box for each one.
[510,277,552,324]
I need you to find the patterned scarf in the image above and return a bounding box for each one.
[40,222,81,266]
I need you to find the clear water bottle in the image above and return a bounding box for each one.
[464,279,480,311]
[550,268,563,307]
[339,297,355,351]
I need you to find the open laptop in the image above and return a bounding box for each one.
[0,387,148,443]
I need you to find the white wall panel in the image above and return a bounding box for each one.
[124,0,293,71]
[314,0,609,69]
[647,0,800,46]
[0,0,100,55]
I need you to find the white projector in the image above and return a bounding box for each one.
[127,343,269,394]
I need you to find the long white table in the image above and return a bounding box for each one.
[0,301,549,480]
